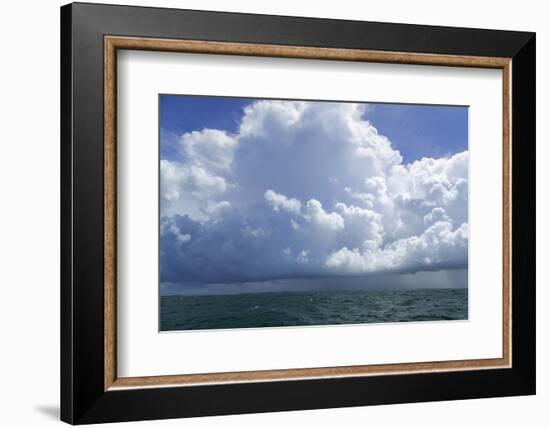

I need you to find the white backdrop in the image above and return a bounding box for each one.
[0,1,546,427]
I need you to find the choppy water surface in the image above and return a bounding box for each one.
[160,288,467,331]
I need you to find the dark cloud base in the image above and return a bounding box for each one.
[161,267,467,296]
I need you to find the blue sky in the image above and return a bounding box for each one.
[159,95,468,294]
[160,95,468,164]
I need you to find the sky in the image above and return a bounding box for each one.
[159,95,468,294]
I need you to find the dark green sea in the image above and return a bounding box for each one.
[160,288,468,331]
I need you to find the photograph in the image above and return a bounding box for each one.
[159,95,469,331]
[55,2,536,425]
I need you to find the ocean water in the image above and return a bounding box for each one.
[160,288,468,331]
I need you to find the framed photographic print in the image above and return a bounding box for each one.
[60,2,536,424]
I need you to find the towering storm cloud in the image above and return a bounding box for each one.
[160,99,468,286]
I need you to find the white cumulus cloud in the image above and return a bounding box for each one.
[160,99,468,284]
[304,199,345,231]
[264,189,302,214]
